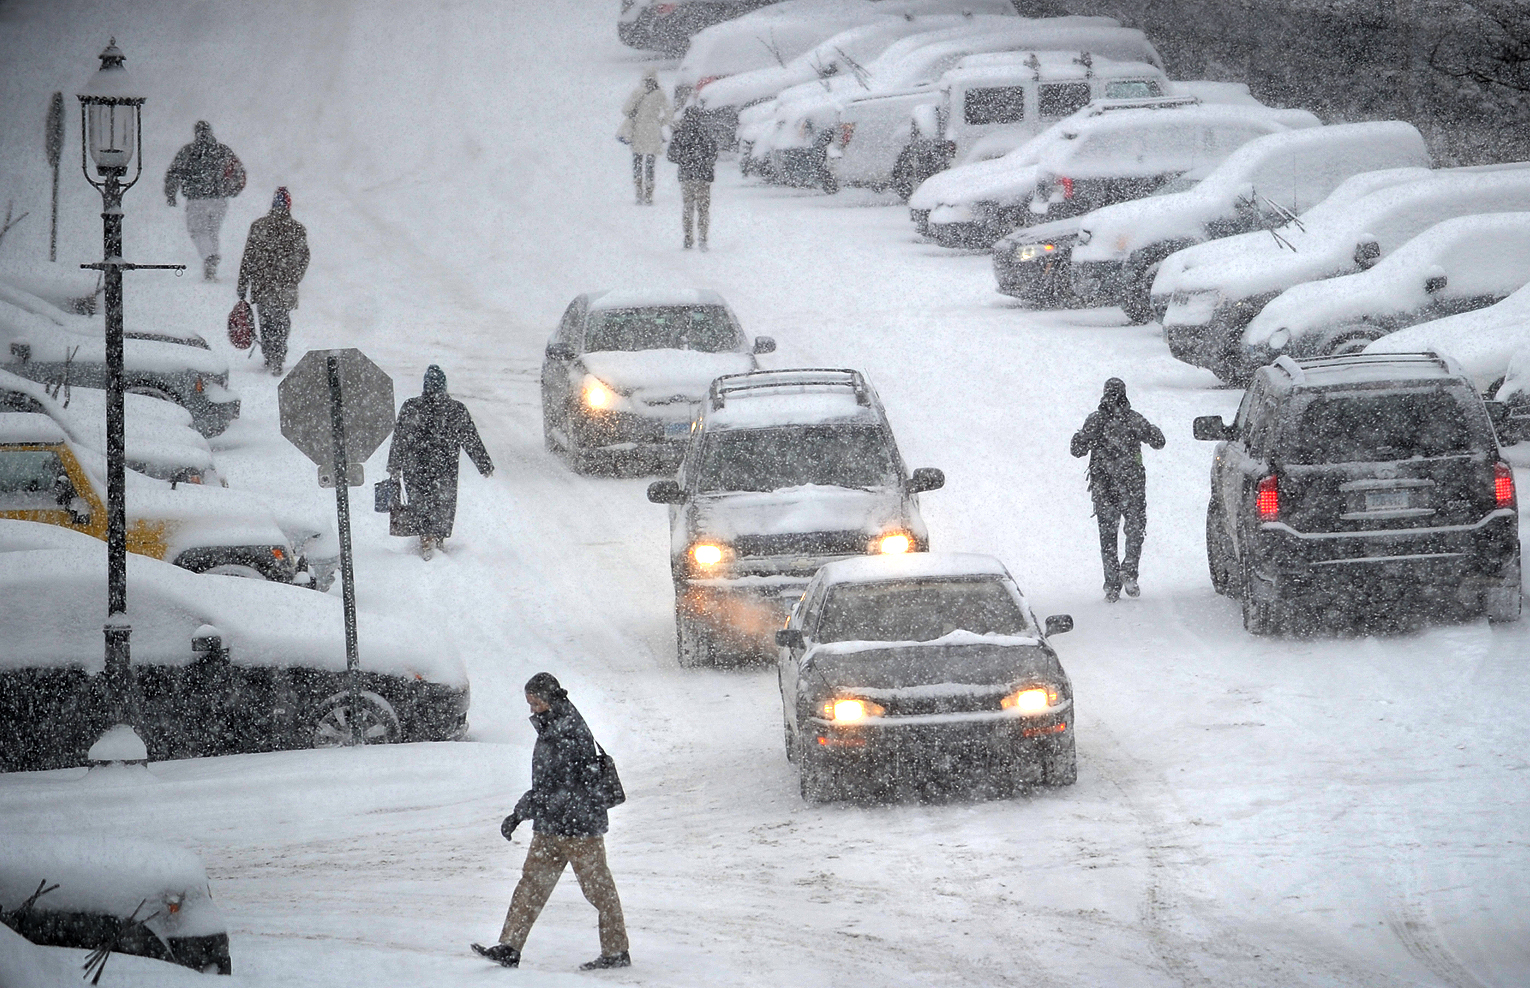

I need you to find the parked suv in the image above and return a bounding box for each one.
[1195,352,1521,634]
[646,369,944,665]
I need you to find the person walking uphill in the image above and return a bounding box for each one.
[386,365,493,559]
[236,188,309,376]
[667,106,719,251]
[472,673,630,972]
[164,121,245,281]
[621,69,671,205]
[1070,378,1165,602]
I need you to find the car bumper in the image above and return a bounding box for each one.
[763,147,826,187]
[570,408,693,461]
[808,708,1072,777]
[993,244,1075,303]
[1070,259,1132,307]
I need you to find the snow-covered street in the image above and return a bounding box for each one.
[2,1,1529,984]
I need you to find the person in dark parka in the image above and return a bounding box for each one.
[386,365,493,558]
[164,121,245,281]
[666,106,719,250]
[473,673,630,972]
[236,187,309,376]
[1070,378,1165,602]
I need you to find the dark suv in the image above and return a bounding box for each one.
[1195,352,1521,634]
[647,369,944,665]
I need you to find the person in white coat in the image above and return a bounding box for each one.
[620,69,671,205]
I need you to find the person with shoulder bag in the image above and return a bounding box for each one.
[621,69,671,205]
[473,673,630,971]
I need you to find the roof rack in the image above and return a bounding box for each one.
[708,368,871,411]
[1272,354,1305,384]
[1290,350,1462,379]
[1086,94,1199,116]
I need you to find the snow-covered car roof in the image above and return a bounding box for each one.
[0,287,228,378]
[1244,212,1530,347]
[587,288,733,311]
[0,519,467,684]
[1369,282,1530,391]
[815,551,1015,587]
[1271,352,1464,390]
[1032,104,1312,180]
[703,369,883,430]
[0,411,66,443]
[942,50,1161,86]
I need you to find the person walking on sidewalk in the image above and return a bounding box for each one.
[236,187,309,376]
[164,121,245,281]
[667,106,718,250]
[386,365,494,560]
[1070,377,1165,602]
[621,69,671,205]
[473,673,630,972]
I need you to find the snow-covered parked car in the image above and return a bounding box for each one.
[1059,121,1430,323]
[775,552,1076,802]
[0,282,240,437]
[541,289,776,474]
[1156,163,1530,382]
[1366,282,1530,397]
[619,0,781,54]
[1,836,231,974]
[646,369,944,664]
[0,520,471,772]
[1237,213,1530,375]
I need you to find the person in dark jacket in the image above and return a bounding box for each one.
[386,365,494,559]
[164,121,245,281]
[473,673,630,971]
[236,187,310,375]
[666,106,718,250]
[1070,378,1165,601]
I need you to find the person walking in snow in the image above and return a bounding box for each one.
[621,69,671,205]
[386,365,494,559]
[1070,378,1165,602]
[473,673,630,972]
[164,121,245,281]
[235,187,309,376]
[666,106,718,251]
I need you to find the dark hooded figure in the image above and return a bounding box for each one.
[473,673,630,972]
[164,121,245,281]
[386,365,494,558]
[236,187,309,376]
[1070,378,1165,601]
[666,105,718,250]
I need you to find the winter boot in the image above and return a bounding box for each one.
[471,943,520,968]
[1104,586,1120,603]
[1122,576,1140,598]
[699,238,709,252]
[419,536,435,560]
[579,952,631,971]
[203,254,219,281]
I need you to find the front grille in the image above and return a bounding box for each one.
[881,690,1009,716]
[732,530,869,558]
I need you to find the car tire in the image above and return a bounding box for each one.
[1039,733,1077,787]
[1121,263,1161,325]
[1206,502,1234,596]
[1485,566,1522,624]
[1322,327,1381,356]
[541,398,564,452]
[796,736,834,804]
[1240,560,1282,635]
[311,690,401,748]
[675,608,714,668]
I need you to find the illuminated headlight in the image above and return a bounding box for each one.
[194,375,205,393]
[823,697,886,722]
[871,532,912,555]
[583,378,618,410]
[1014,243,1057,263]
[690,542,729,567]
[1267,327,1291,350]
[1001,686,1059,713]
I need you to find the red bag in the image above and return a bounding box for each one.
[221,153,247,198]
[227,300,254,350]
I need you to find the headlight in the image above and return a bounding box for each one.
[823,698,886,722]
[1015,243,1057,263]
[872,532,912,555]
[584,379,617,410]
[690,542,727,567]
[1001,686,1058,713]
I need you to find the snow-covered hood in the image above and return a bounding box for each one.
[690,485,914,543]
[0,289,229,378]
[912,152,1040,212]
[801,634,1063,693]
[1074,182,1235,263]
[1371,283,1530,391]
[580,349,756,404]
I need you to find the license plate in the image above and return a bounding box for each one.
[664,421,693,440]
[1366,491,1410,511]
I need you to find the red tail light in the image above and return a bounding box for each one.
[1256,474,1279,521]
[839,122,855,146]
[1495,461,1516,508]
[1058,176,1074,199]
[695,75,721,92]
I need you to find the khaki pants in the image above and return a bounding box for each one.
[500,833,628,956]
[184,197,228,261]
[682,180,710,247]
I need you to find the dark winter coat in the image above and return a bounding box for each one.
[512,700,610,837]
[1070,392,1165,507]
[386,389,492,539]
[667,115,718,184]
[237,208,310,310]
[163,125,244,201]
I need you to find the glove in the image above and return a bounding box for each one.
[500,814,521,841]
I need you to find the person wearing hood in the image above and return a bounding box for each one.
[236,187,309,376]
[621,69,671,205]
[666,105,719,251]
[473,673,630,972]
[164,121,246,281]
[386,365,494,559]
[1070,378,1165,602]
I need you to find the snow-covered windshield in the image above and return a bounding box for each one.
[697,425,899,492]
[1283,389,1477,464]
[585,306,743,353]
[815,577,1030,643]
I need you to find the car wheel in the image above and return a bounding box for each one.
[796,735,834,804]
[541,399,564,452]
[1322,328,1381,356]
[200,563,268,580]
[1121,263,1161,325]
[1205,502,1233,596]
[1040,733,1077,787]
[1240,560,1282,635]
[675,607,715,668]
[311,690,401,747]
[783,717,796,762]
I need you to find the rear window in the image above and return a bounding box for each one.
[697,424,898,493]
[815,578,1030,643]
[585,306,742,353]
[1038,82,1090,119]
[1103,79,1163,99]
[0,449,67,508]
[1282,389,1480,464]
[964,86,1026,126]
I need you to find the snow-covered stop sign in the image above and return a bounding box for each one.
[278,348,395,487]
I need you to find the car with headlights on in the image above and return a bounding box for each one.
[774,552,1075,802]
[542,289,774,474]
[0,520,470,772]
[647,368,944,665]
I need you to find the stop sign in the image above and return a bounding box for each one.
[278,349,395,486]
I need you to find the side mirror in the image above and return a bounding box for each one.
[192,627,225,658]
[1353,238,1381,269]
[1193,415,1235,441]
[1044,614,1073,636]
[775,628,804,648]
[647,479,685,504]
[905,467,945,494]
[545,342,576,362]
[1424,274,1448,295]
[67,497,92,526]
[753,336,776,354]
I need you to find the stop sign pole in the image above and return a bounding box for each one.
[325,353,363,745]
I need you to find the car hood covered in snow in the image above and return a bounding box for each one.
[689,485,918,543]
[580,349,756,403]
[0,286,228,377]
[1370,282,1530,390]
[801,632,1063,693]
